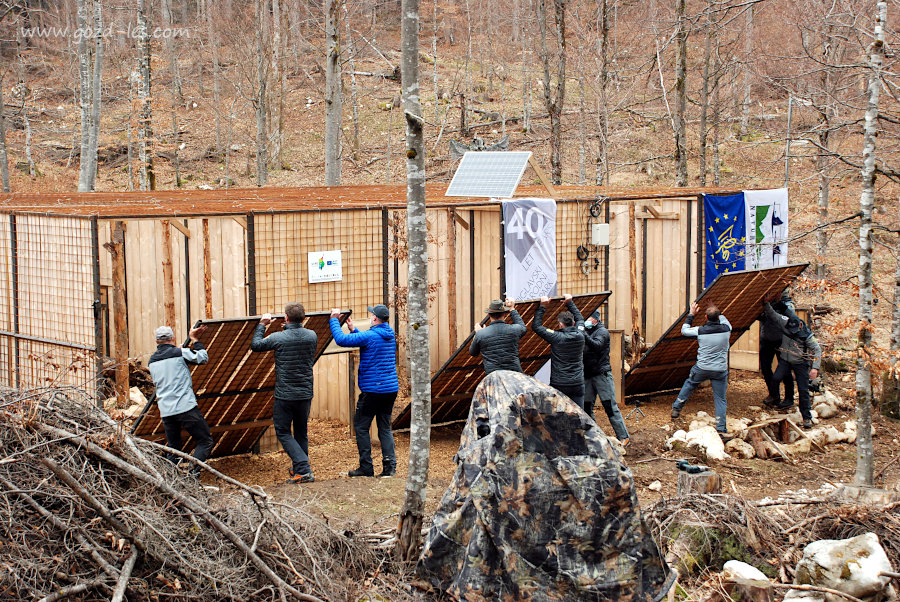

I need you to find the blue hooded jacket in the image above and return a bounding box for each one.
[329,318,399,394]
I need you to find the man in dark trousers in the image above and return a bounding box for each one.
[250,303,318,484]
[670,302,733,440]
[469,298,526,374]
[763,301,822,429]
[532,294,586,408]
[148,324,213,470]
[759,290,796,407]
[329,304,399,478]
[583,310,630,445]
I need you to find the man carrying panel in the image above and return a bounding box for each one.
[148,324,213,471]
[532,294,586,408]
[583,310,630,446]
[330,304,400,478]
[469,298,526,374]
[670,303,733,440]
[759,289,797,407]
[250,303,318,484]
[763,300,822,429]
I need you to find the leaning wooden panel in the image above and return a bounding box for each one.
[392,292,612,429]
[132,310,351,457]
[624,264,809,398]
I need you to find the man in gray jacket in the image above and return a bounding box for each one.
[148,324,212,469]
[764,301,822,428]
[469,298,526,374]
[670,302,733,439]
[533,294,586,408]
[250,302,318,484]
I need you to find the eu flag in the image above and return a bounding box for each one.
[704,193,746,286]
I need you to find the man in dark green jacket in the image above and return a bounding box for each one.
[532,294,586,408]
[250,302,318,484]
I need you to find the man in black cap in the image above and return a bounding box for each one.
[250,302,318,484]
[759,290,796,407]
[583,311,629,445]
[763,301,822,428]
[533,294,586,408]
[469,297,526,374]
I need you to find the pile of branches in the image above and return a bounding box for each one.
[0,387,378,601]
[646,493,900,587]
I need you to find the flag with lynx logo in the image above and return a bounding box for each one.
[704,193,747,286]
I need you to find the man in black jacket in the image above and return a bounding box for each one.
[469,298,526,374]
[533,294,586,408]
[583,311,629,444]
[250,302,318,484]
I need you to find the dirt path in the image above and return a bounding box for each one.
[207,371,900,526]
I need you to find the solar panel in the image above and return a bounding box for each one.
[132,310,351,457]
[624,264,808,398]
[392,292,612,429]
[445,151,532,198]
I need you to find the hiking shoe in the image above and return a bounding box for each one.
[763,395,778,408]
[718,431,735,442]
[378,467,396,478]
[802,418,814,429]
[621,438,631,449]
[670,406,681,419]
[348,468,374,478]
[775,400,795,411]
[286,472,314,484]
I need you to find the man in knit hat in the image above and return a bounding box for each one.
[583,310,629,445]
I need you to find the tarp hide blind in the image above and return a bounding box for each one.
[417,371,674,601]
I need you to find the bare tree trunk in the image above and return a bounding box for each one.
[162,0,181,187]
[522,1,531,134]
[431,0,439,124]
[814,128,831,277]
[396,0,430,563]
[255,0,268,187]
[271,0,285,169]
[739,5,753,140]
[88,0,102,185]
[854,1,885,489]
[324,0,342,185]
[537,0,567,185]
[597,0,609,185]
[712,50,722,186]
[76,0,96,191]
[206,3,222,154]
[698,3,713,187]
[673,0,688,186]
[137,0,155,191]
[577,68,586,184]
[344,3,360,160]
[0,72,9,192]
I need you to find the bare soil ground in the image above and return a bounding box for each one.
[208,372,900,528]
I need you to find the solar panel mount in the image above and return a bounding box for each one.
[445,151,533,198]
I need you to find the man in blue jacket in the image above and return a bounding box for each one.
[148,324,212,470]
[670,302,733,440]
[330,303,399,478]
[250,303,318,484]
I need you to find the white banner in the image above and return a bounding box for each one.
[501,198,558,300]
[502,198,557,384]
[744,188,789,270]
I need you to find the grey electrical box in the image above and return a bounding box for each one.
[591,223,610,246]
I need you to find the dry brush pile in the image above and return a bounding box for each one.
[0,387,381,601]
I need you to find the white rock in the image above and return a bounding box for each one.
[726,416,751,437]
[129,386,147,407]
[814,403,838,419]
[685,425,728,461]
[823,390,844,408]
[812,395,826,405]
[725,438,756,459]
[843,421,858,444]
[665,430,689,450]
[661,424,672,432]
[821,426,844,445]
[795,532,894,599]
[648,480,662,492]
[748,405,762,412]
[609,438,626,456]
[723,560,769,582]
[783,589,824,602]
[784,438,812,455]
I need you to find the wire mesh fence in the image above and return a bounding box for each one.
[0,214,99,391]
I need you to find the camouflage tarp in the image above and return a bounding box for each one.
[417,371,675,601]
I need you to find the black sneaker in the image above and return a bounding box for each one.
[348,468,374,478]
[763,396,778,408]
[802,418,813,429]
[775,400,795,411]
[378,466,396,478]
[671,406,681,419]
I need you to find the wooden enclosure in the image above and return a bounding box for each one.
[1,183,756,427]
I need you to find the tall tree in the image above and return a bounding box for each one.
[254,0,269,186]
[324,0,343,185]
[854,0,886,489]
[396,0,430,562]
[537,0,567,185]
[739,4,753,140]
[0,70,9,192]
[673,0,688,186]
[77,0,103,191]
[137,0,154,191]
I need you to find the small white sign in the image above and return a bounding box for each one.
[307,250,343,283]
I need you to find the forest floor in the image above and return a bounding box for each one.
[208,371,900,526]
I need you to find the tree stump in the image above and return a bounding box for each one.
[677,470,721,495]
[748,429,772,459]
